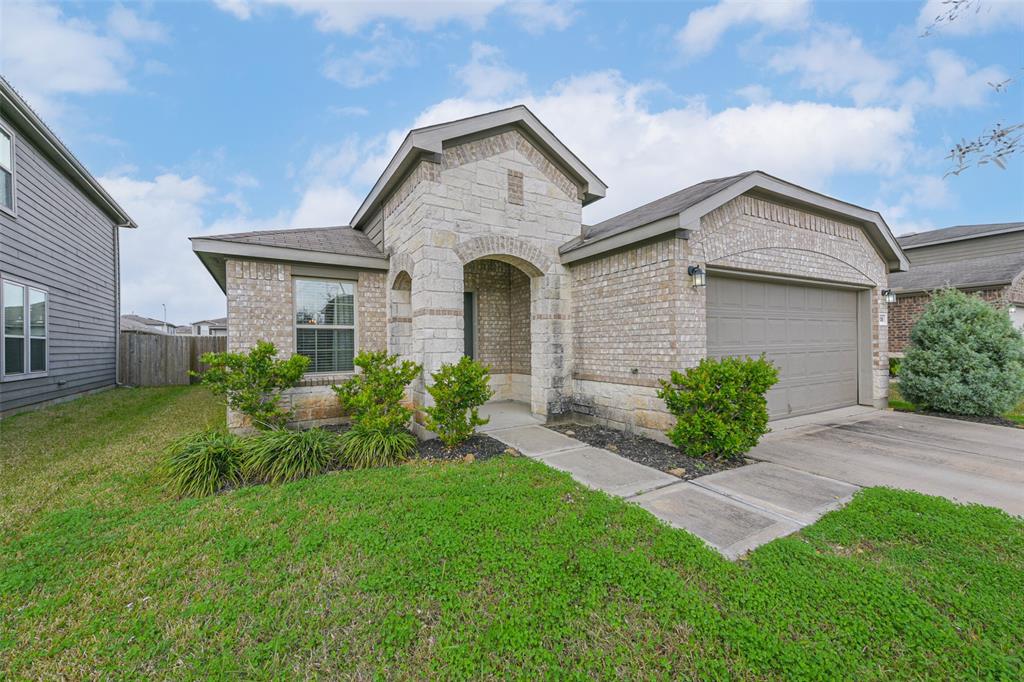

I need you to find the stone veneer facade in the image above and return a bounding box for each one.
[220,128,898,439]
[225,258,386,430]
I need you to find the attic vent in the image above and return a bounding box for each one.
[507,169,524,206]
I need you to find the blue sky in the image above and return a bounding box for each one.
[2,0,1022,323]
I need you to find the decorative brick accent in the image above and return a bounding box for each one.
[357,270,386,352]
[507,169,524,205]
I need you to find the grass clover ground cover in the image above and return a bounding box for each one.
[1,387,1022,679]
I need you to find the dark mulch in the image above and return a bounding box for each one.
[548,423,747,480]
[900,409,1023,429]
[417,434,513,462]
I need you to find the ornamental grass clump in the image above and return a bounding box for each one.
[164,429,243,498]
[334,351,422,467]
[240,428,342,484]
[657,355,779,461]
[900,288,1024,416]
[424,357,493,447]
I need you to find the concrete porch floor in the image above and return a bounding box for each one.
[478,400,542,432]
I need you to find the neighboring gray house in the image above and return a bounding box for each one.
[1,77,136,416]
[121,314,175,335]
[191,316,227,336]
[192,106,907,436]
[889,222,1024,353]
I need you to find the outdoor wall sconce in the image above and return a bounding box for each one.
[1009,303,1018,316]
[882,289,897,304]
[688,265,706,288]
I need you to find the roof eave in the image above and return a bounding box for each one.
[0,80,137,228]
[190,237,391,293]
[561,171,910,273]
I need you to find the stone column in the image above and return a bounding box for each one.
[530,266,573,418]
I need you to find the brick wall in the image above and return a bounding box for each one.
[225,258,388,431]
[463,259,532,376]
[890,286,1012,354]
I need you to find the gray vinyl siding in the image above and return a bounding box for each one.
[905,231,1024,266]
[0,112,118,414]
[365,210,384,249]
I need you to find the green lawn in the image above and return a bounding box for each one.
[2,387,1022,679]
[888,383,1024,426]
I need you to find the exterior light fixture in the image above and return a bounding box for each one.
[688,265,706,288]
[882,289,897,304]
[1009,303,1018,316]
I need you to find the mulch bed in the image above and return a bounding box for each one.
[899,409,1023,429]
[417,434,513,462]
[548,423,747,480]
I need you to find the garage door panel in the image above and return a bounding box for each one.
[708,277,859,419]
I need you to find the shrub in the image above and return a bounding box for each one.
[424,357,494,447]
[241,428,341,484]
[889,356,902,378]
[164,429,243,498]
[341,422,418,469]
[196,340,309,430]
[900,288,1024,416]
[657,355,779,461]
[333,351,421,431]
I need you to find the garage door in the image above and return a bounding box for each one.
[707,277,858,419]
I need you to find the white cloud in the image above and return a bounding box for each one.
[289,185,364,228]
[918,0,1024,36]
[506,1,578,34]
[676,0,810,58]
[369,70,914,223]
[329,105,370,117]
[769,25,899,106]
[102,174,228,323]
[107,5,167,42]
[901,49,1008,108]
[213,0,503,34]
[734,84,772,104]
[456,43,527,99]
[321,25,415,88]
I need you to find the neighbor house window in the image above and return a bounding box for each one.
[294,278,355,373]
[0,125,13,212]
[2,280,47,378]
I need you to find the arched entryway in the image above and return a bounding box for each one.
[463,257,535,405]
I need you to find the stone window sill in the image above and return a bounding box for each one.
[298,372,356,387]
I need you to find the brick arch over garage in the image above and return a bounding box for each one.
[454,236,551,277]
[707,247,879,287]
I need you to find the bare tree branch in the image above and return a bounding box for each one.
[921,0,982,37]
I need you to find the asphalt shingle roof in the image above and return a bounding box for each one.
[889,251,1024,293]
[561,172,756,253]
[202,225,385,259]
[897,222,1024,249]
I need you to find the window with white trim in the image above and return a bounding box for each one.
[0,126,13,211]
[2,280,47,378]
[294,278,355,373]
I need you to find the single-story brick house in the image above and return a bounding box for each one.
[192,106,908,437]
[888,222,1024,354]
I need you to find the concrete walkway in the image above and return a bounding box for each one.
[480,401,858,560]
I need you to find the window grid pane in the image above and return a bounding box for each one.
[0,130,10,170]
[295,279,354,326]
[30,339,46,372]
[4,281,24,337]
[29,289,45,337]
[294,278,355,374]
[296,328,354,373]
[5,337,24,374]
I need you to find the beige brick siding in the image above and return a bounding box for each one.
[464,259,531,375]
[225,258,387,431]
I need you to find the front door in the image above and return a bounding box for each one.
[464,291,475,359]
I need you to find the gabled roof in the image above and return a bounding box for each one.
[190,225,389,293]
[889,251,1024,294]
[350,105,607,229]
[122,314,168,327]
[560,170,909,273]
[1,76,136,228]
[897,222,1024,249]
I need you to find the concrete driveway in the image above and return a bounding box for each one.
[749,407,1024,516]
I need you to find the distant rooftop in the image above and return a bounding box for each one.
[897,222,1024,249]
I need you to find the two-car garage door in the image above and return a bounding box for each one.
[707,276,859,419]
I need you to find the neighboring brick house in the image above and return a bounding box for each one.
[192,106,908,437]
[888,222,1024,355]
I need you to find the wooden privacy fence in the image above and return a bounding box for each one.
[119,331,227,387]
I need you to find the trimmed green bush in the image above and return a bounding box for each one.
[888,356,902,378]
[424,357,494,447]
[657,355,779,460]
[341,422,418,469]
[196,340,309,430]
[900,288,1024,416]
[241,428,341,484]
[164,429,242,498]
[333,351,421,431]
